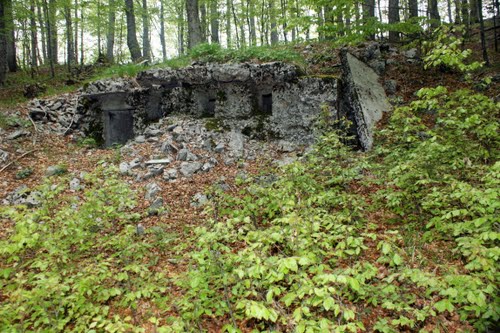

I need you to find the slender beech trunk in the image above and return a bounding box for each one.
[64,5,74,72]
[160,0,167,60]
[454,0,461,23]
[142,0,151,61]
[210,0,220,44]
[107,0,116,63]
[226,0,232,47]
[36,1,47,64]
[0,1,6,85]
[5,0,16,72]
[270,0,279,45]
[281,0,288,43]
[48,0,58,64]
[178,3,185,55]
[363,0,375,39]
[388,0,400,42]
[447,0,453,22]
[124,0,142,61]
[80,5,84,64]
[429,0,441,28]
[186,0,203,49]
[409,0,418,18]
[74,0,78,66]
[42,0,55,77]
[248,0,256,46]
[477,0,490,65]
[462,0,470,27]
[30,0,38,76]
[200,2,207,42]
[470,0,479,23]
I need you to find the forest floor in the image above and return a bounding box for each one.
[0,30,499,332]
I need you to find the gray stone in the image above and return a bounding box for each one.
[129,158,142,169]
[201,162,214,172]
[145,182,161,201]
[404,48,418,59]
[119,162,130,175]
[145,159,171,165]
[7,130,29,140]
[214,143,225,153]
[135,135,146,143]
[50,101,63,111]
[228,131,244,158]
[364,43,381,60]
[144,127,162,138]
[368,60,386,75]
[275,156,298,167]
[339,51,392,150]
[384,80,398,95]
[69,178,81,191]
[277,140,296,152]
[25,191,42,208]
[136,223,145,236]
[176,148,198,161]
[161,139,178,154]
[163,168,178,180]
[45,165,67,177]
[191,193,209,208]
[179,162,202,177]
[0,149,8,163]
[144,166,165,180]
[148,197,164,216]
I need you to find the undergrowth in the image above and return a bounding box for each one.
[164,87,499,332]
[0,167,169,332]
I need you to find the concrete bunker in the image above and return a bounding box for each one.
[79,56,390,150]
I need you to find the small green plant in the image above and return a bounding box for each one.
[423,25,483,72]
[15,167,33,179]
[77,137,98,148]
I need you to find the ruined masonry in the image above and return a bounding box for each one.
[34,52,391,150]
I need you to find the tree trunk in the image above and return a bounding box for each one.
[124,0,142,61]
[477,0,490,64]
[429,0,441,28]
[64,5,74,72]
[36,1,47,64]
[80,4,84,64]
[363,0,375,39]
[74,0,78,66]
[30,0,38,74]
[454,0,461,23]
[462,0,470,27]
[106,0,116,63]
[470,0,479,23]
[226,0,232,47]
[49,0,58,64]
[409,0,418,18]
[42,0,55,77]
[177,3,185,55]
[160,0,167,60]
[200,2,207,42]
[281,0,288,43]
[447,0,453,22]
[5,0,16,72]
[270,0,279,45]
[0,0,6,85]
[388,0,400,42]
[248,0,256,46]
[186,0,203,49]
[142,0,151,61]
[210,0,220,44]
